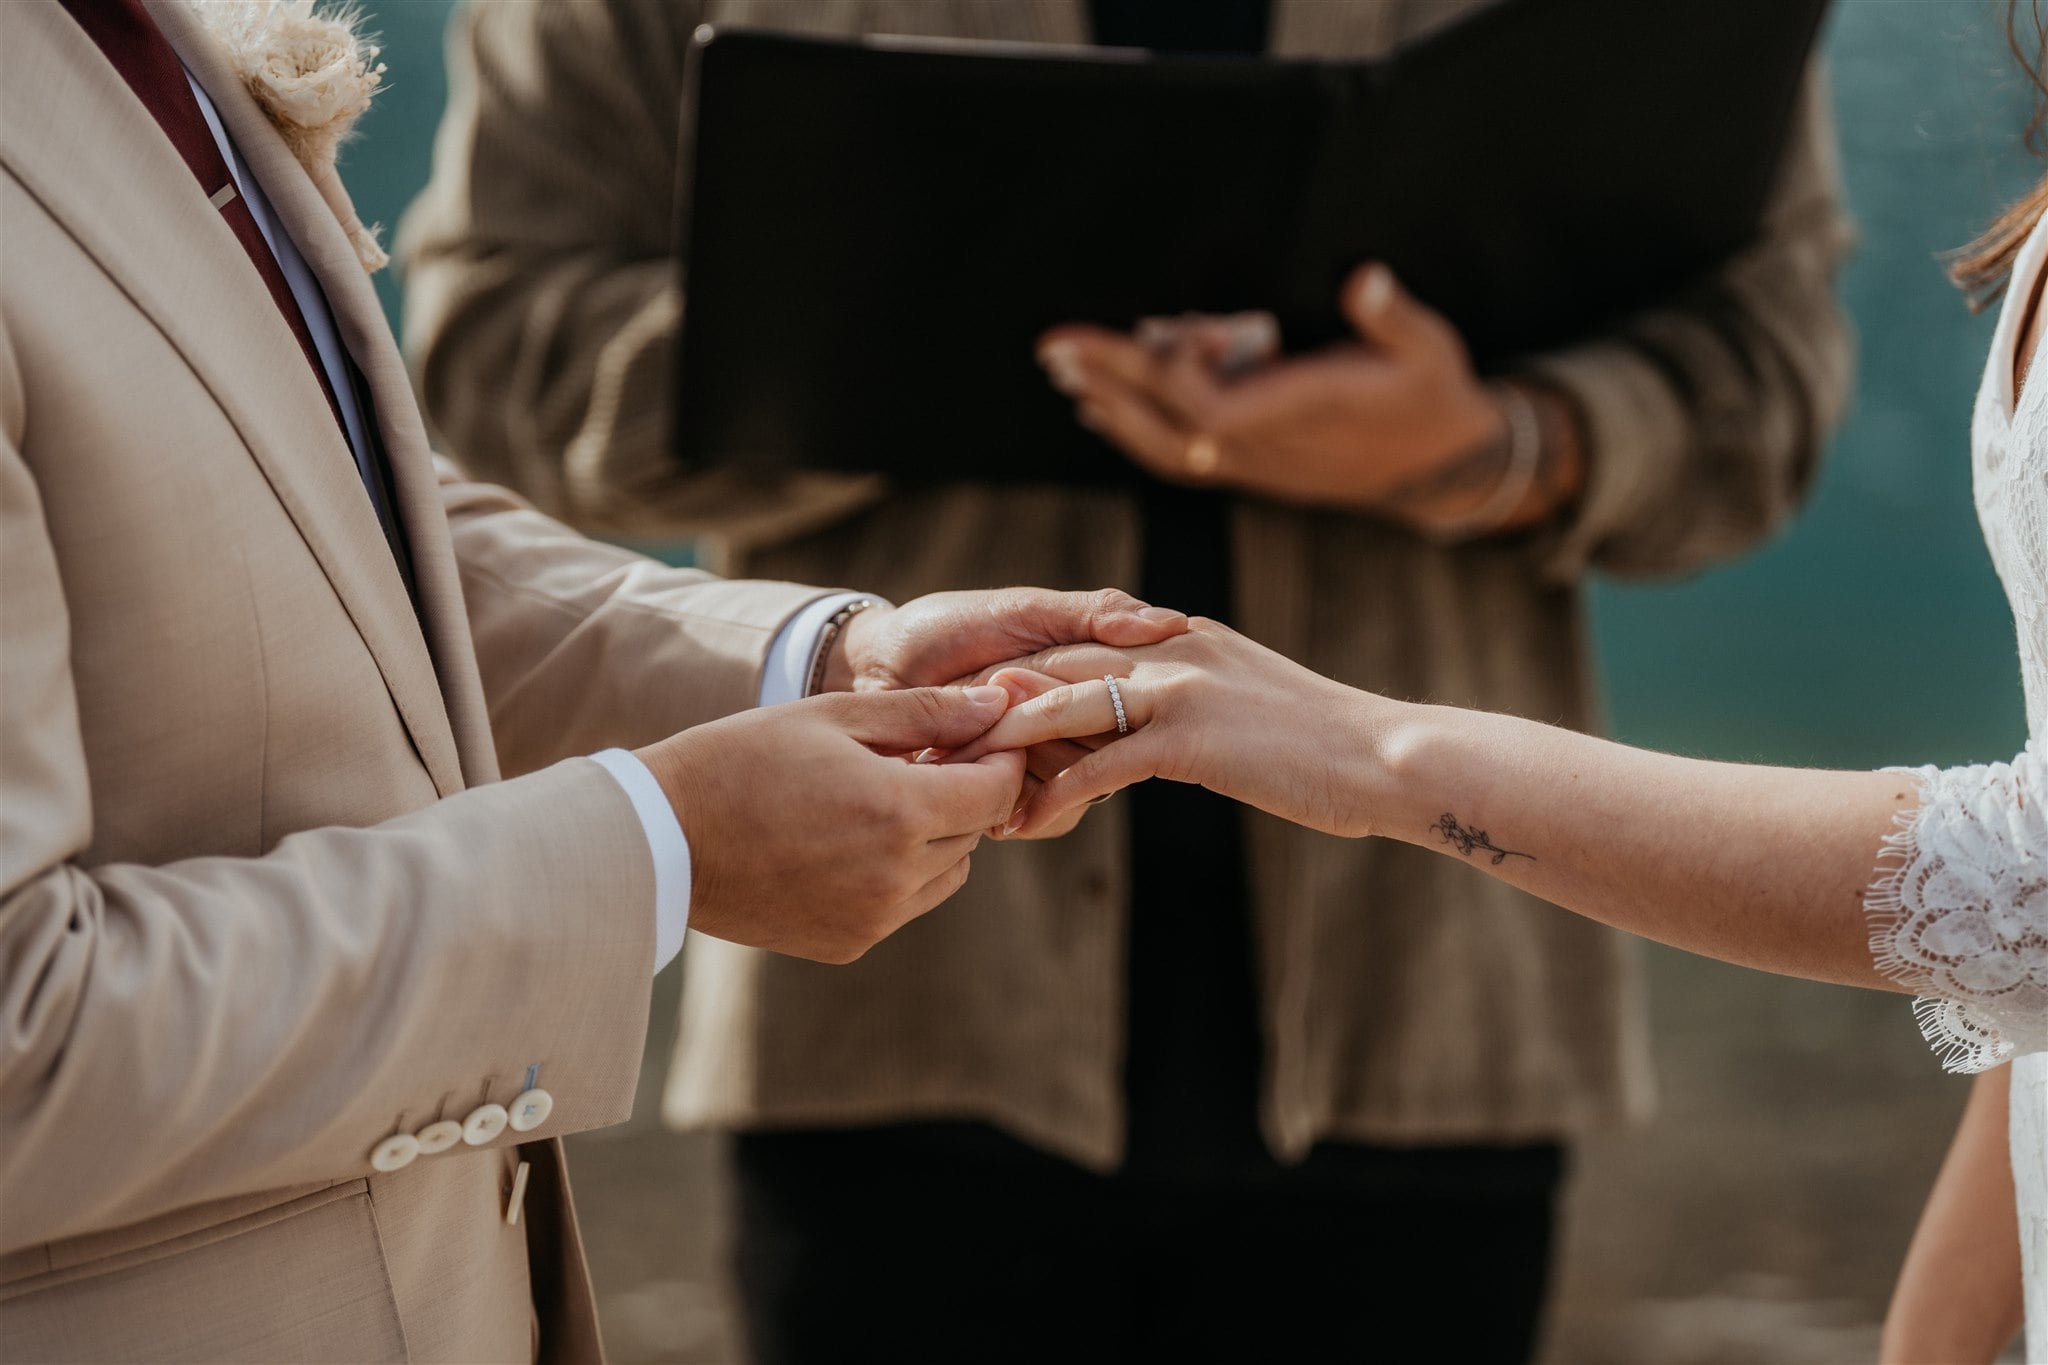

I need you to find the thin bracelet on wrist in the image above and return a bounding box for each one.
[1426,383,1543,544]
[805,598,878,697]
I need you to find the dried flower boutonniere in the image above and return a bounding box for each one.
[184,0,389,273]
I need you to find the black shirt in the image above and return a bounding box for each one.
[1086,0,1272,1183]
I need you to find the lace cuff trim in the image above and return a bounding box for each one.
[1868,741,2048,1073]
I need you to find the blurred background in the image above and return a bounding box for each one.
[347,1,2036,1359]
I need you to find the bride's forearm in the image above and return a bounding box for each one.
[1354,700,1916,989]
[972,628,1920,985]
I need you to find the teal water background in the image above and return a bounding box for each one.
[344,0,2042,772]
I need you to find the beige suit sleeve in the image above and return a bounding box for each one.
[1524,68,1855,581]
[401,0,700,520]
[437,460,836,776]
[0,424,659,1253]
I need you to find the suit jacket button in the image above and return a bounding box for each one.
[370,1132,420,1173]
[415,1119,464,1155]
[507,1088,555,1133]
[462,1103,510,1146]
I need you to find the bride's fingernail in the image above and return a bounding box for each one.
[913,747,941,764]
[1004,808,1027,835]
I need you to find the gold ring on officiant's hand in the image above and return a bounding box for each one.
[1185,435,1222,479]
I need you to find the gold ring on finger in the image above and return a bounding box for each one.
[1185,434,1222,479]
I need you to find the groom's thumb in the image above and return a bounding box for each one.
[829,685,1011,753]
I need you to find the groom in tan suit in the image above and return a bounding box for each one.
[0,2,1184,1360]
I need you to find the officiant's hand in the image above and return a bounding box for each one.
[1037,264,1583,537]
[637,687,1026,963]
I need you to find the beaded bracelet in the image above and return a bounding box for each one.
[806,599,878,697]
[1428,382,1543,543]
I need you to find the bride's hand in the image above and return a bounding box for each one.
[957,619,1393,838]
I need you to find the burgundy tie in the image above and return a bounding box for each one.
[59,0,349,436]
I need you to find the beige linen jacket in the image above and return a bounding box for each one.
[403,0,1854,1167]
[0,3,831,1359]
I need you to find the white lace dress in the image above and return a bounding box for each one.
[1867,212,2048,1357]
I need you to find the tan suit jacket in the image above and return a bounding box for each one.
[0,3,830,1359]
[403,0,1854,1165]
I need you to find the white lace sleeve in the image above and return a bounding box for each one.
[1869,741,2048,1073]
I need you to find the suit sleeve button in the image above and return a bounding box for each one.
[462,1103,510,1146]
[370,1132,420,1172]
[507,1088,555,1133]
[415,1119,464,1155]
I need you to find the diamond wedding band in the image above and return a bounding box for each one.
[1104,675,1129,735]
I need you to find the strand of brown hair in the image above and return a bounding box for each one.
[1953,0,2048,311]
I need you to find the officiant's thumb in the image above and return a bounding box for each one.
[1342,262,1428,354]
[832,685,1011,754]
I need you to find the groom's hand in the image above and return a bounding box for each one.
[820,588,1187,695]
[635,687,1025,963]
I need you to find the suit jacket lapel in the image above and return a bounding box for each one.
[0,2,475,796]
[146,0,501,791]
[146,2,505,789]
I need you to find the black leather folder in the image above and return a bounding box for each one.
[671,0,1831,486]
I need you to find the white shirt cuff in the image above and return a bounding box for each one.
[759,592,888,707]
[589,748,692,975]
